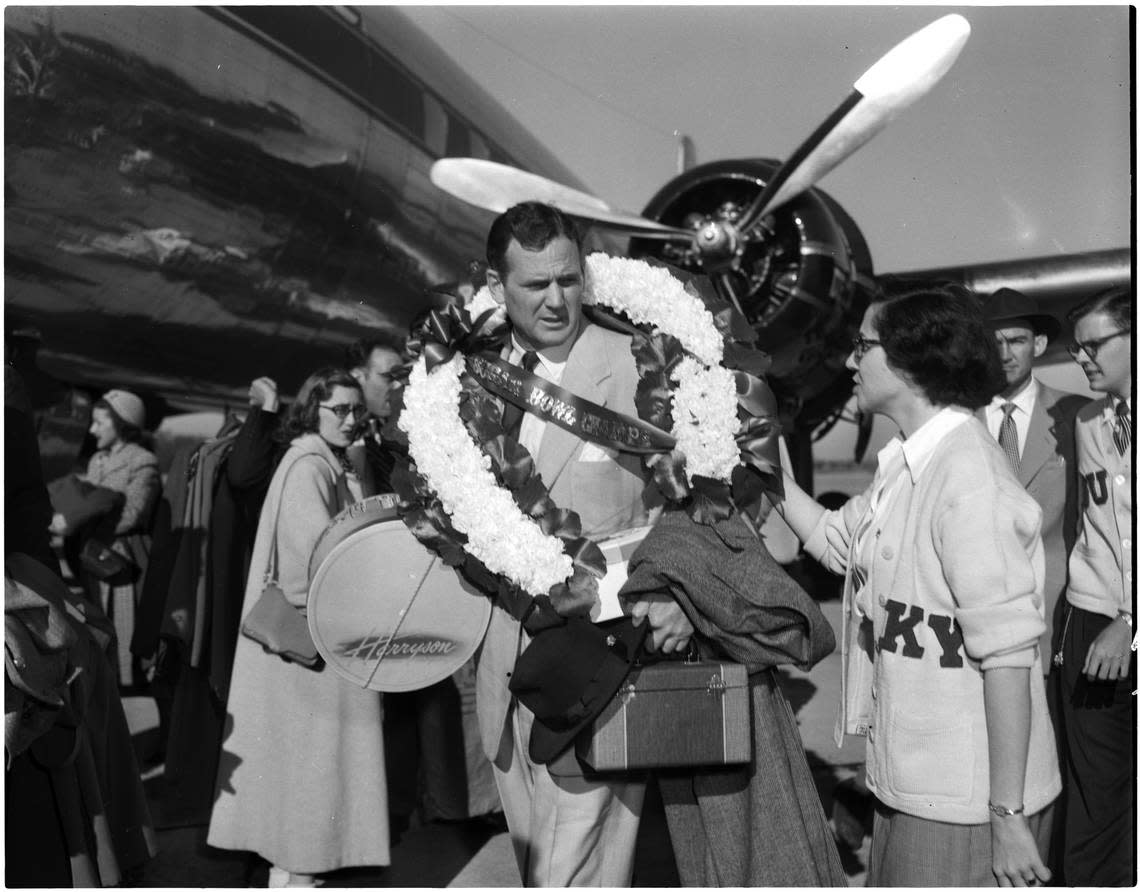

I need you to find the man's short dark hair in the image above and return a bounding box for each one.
[344,333,406,372]
[1067,285,1133,330]
[874,288,1006,411]
[485,202,582,277]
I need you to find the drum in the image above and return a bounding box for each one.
[307,497,491,693]
[308,493,400,581]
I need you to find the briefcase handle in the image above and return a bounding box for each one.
[634,638,700,668]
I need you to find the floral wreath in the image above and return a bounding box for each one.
[394,253,781,618]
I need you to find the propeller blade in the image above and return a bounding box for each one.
[430,158,695,241]
[738,14,971,230]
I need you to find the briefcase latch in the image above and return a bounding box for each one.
[706,674,726,697]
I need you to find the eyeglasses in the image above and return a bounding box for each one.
[319,403,368,421]
[1066,329,1130,361]
[851,334,882,362]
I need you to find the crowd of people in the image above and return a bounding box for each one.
[5,200,1133,888]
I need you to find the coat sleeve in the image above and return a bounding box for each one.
[273,456,340,608]
[226,407,280,492]
[934,466,1045,670]
[113,451,161,535]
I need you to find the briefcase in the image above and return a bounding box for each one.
[577,658,751,771]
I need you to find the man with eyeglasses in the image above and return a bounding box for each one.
[1057,285,1133,886]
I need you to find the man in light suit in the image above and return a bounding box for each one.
[982,289,1088,672]
[475,202,689,886]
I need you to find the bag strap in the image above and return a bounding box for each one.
[263,452,340,585]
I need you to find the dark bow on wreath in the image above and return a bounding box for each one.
[395,302,607,629]
[584,258,783,526]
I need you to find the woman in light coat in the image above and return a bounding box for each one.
[51,388,160,686]
[208,368,389,886]
[778,289,1060,887]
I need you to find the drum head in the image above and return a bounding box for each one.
[308,493,401,582]
[308,520,491,692]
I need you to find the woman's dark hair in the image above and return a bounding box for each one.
[873,288,1006,410]
[92,398,143,444]
[277,367,362,443]
[485,201,582,277]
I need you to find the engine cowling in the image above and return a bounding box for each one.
[629,158,877,432]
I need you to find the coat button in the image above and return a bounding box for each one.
[881,545,895,560]
[1116,475,1126,486]
[878,594,887,607]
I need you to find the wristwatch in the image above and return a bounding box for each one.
[988,802,1025,817]
[1118,612,1133,628]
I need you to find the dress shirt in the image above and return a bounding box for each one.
[509,336,567,461]
[984,376,1039,459]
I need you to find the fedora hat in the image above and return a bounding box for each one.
[509,614,647,765]
[983,288,1061,341]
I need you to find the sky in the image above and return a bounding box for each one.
[401,4,1131,274]
[401,4,1132,461]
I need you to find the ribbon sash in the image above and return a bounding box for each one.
[466,354,676,455]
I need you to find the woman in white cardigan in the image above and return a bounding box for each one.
[209,368,389,886]
[778,289,1060,887]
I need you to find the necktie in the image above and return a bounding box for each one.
[501,351,539,436]
[1113,401,1131,456]
[998,403,1020,473]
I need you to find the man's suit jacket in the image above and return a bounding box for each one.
[983,381,1088,668]
[474,323,657,766]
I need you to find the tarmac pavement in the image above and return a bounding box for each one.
[121,598,871,887]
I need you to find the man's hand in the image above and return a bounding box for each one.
[626,593,694,654]
[1083,616,1134,680]
[248,376,279,413]
[991,812,1051,887]
[48,512,68,536]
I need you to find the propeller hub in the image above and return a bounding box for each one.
[693,220,738,266]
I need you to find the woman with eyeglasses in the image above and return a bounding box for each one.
[776,289,1061,887]
[209,367,390,886]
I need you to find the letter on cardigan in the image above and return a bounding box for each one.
[926,613,965,668]
[877,600,926,658]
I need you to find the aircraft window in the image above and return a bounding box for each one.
[423,94,448,156]
[445,116,471,157]
[469,132,491,161]
[227,7,423,139]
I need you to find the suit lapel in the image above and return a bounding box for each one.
[1019,382,1057,487]
[535,325,611,488]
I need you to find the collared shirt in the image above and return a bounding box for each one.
[984,375,1039,459]
[509,336,567,459]
[1066,394,1132,618]
[851,407,972,617]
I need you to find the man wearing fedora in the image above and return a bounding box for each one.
[982,289,1089,675]
[475,202,688,886]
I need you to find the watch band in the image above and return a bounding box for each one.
[988,802,1025,817]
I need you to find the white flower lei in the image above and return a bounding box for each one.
[399,253,742,597]
[584,254,739,481]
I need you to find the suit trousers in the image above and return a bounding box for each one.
[492,698,645,886]
[1058,606,1136,886]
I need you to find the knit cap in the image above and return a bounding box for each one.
[101,389,145,429]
